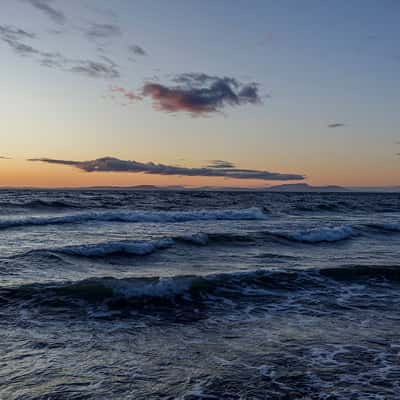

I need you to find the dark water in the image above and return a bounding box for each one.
[0,190,400,399]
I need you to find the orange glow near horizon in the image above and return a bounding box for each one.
[0,159,399,188]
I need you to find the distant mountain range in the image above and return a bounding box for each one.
[70,183,399,192]
[2,183,399,192]
[263,183,348,192]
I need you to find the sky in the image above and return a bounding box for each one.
[0,0,399,188]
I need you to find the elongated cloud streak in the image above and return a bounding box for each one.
[24,0,66,25]
[86,23,121,39]
[28,157,305,181]
[328,123,345,128]
[206,160,236,169]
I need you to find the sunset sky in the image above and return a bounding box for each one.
[0,0,399,187]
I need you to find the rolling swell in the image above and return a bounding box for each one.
[9,224,381,261]
[0,199,80,209]
[2,265,399,312]
[14,233,255,259]
[0,207,265,230]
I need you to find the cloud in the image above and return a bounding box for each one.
[0,25,120,79]
[28,157,305,181]
[206,160,236,169]
[110,86,142,101]
[0,156,11,159]
[129,44,147,56]
[24,0,66,25]
[0,25,38,57]
[142,73,262,115]
[70,59,119,79]
[86,23,121,39]
[328,123,345,128]
[0,25,35,40]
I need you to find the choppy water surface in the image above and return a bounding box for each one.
[0,190,399,399]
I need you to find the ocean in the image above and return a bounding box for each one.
[0,189,399,399]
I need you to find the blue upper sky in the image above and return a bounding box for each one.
[0,0,399,187]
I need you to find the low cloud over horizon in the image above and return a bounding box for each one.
[206,160,236,169]
[28,156,305,181]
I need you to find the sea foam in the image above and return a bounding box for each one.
[282,225,354,243]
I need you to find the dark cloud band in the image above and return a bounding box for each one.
[28,157,305,181]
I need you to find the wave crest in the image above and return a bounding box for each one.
[280,225,354,243]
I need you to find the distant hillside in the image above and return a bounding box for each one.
[266,183,348,192]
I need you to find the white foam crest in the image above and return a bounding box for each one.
[179,233,209,245]
[57,238,174,257]
[0,207,265,229]
[285,225,354,243]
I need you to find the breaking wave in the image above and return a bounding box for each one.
[278,225,354,243]
[49,238,174,257]
[15,233,254,259]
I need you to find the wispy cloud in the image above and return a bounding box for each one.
[128,44,147,56]
[69,59,119,79]
[110,86,142,101]
[28,157,305,181]
[206,160,236,169]
[0,25,35,40]
[0,25,38,57]
[0,24,120,79]
[0,156,11,159]
[24,0,66,25]
[141,73,262,115]
[85,23,121,40]
[328,123,345,128]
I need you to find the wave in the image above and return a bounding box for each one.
[278,225,354,243]
[294,203,341,212]
[11,225,359,261]
[50,238,174,257]
[365,223,400,232]
[17,231,256,259]
[2,265,399,310]
[0,207,266,230]
[0,199,82,210]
